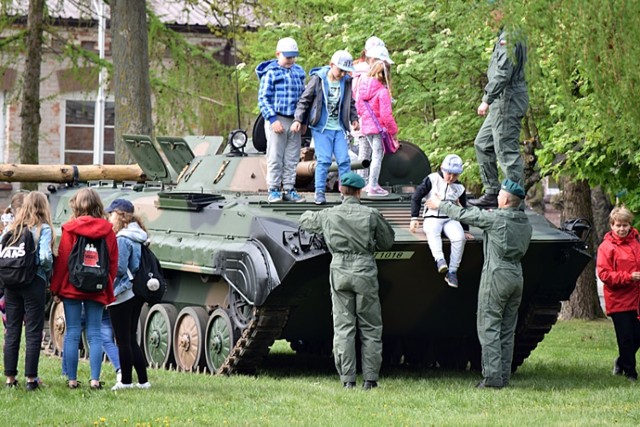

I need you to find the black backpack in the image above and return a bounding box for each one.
[131,243,166,304]
[68,235,110,293]
[0,227,38,289]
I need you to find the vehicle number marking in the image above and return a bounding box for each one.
[374,251,414,260]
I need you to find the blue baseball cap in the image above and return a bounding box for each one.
[105,198,135,213]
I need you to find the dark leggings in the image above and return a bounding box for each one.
[3,276,46,378]
[109,296,148,384]
[611,310,640,379]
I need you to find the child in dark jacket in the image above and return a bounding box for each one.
[292,50,359,205]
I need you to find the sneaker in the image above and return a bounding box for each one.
[90,381,104,390]
[136,382,152,389]
[267,188,282,203]
[343,381,356,389]
[368,185,389,197]
[436,259,448,273]
[314,192,326,205]
[5,379,18,388]
[283,189,305,203]
[26,381,40,391]
[613,357,623,376]
[111,382,133,391]
[116,369,122,383]
[445,271,459,288]
[68,381,81,389]
[363,184,371,194]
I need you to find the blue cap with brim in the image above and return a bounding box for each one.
[340,172,366,189]
[501,179,525,199]
[105,198,135,213]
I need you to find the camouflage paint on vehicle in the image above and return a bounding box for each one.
[31,127,590,374]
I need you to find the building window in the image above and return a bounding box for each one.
[64,100,115,164]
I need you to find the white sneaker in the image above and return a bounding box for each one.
[136,382,151,389]
[111,382,133,391]
[116,369,122,383]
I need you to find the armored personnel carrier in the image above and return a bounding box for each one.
[19,126,590,375]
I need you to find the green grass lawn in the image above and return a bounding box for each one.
[1,319,639,426]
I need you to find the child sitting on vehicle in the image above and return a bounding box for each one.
[409,154,472,288]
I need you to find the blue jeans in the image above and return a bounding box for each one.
[312,129,351,193]
[101,308,121,371]
[63,298,105,381]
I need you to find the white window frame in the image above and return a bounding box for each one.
[60,97,115,164]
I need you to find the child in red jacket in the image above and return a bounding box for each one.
[596,206,640,381]
[50,188,118,389]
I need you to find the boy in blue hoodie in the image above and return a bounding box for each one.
[291,50,360,205]
[256,37,307,203]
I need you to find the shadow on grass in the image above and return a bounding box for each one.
[261,351,625,391]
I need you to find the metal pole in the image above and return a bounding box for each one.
[92,0,106,164]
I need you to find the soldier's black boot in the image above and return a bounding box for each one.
[363,380,378,390]
[343,382,356,389]
[468,193,498,209]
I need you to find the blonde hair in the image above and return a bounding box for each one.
[70,188,106,219]
[6,191,27,215]
[110,210,148,235]
[7,191,55,250]
[609,206,633,225]
[367,60,392,97]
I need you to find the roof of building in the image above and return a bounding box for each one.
[5,0,255,28]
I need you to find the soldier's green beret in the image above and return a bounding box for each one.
[501,179,525,199]
[340,172,366,189]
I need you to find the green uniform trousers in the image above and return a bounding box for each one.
[477,263,524,387]
[330,267,383,383]
[474,91,528,194]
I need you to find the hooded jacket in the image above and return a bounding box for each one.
[294,66,358,132]
[111,222,148,305]
[356,75,397,137]
[256,59,306,123]
[596,227,640,315]
[410,171,468,231]
[50,216,117,306]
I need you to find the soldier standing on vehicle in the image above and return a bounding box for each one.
[300,172,395,390]
[427,179,532,388]
[469,8,528,209]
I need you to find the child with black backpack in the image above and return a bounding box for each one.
[2,192,54,391]
[105,198,151,390]
[50,188,118,390]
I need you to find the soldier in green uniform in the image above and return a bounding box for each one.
[427,179,532,388]
[469,8,528,209]
[300,172,395,390]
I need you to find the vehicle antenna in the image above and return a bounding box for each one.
[231,2,241,130]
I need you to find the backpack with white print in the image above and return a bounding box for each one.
[0,227,38,289]
[68,235,110,293]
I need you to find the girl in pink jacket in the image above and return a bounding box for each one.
[355,46,398,196]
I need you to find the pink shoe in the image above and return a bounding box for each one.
[363,184,371,194]
[368,185,389,197]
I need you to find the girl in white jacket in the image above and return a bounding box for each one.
[409,154,473,288]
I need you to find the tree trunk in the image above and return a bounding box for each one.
[19,0,45,191]
[590,186,613,246]
[559,178,605,319]
[110,0,153,164]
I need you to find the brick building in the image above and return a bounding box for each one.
[0,0,240,200]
